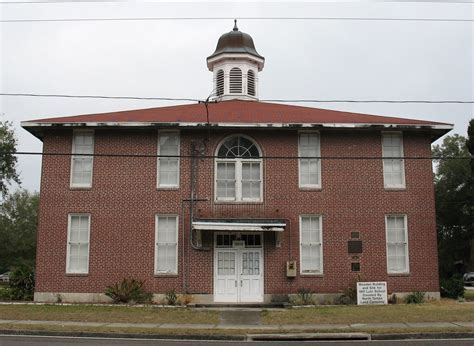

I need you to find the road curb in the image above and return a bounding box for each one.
[0,329,245,341]
[372,332,474,340]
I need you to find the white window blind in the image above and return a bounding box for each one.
[241,162,261,200]
[247,70,256,96]
[386,215,409,273]
[71,131,94,187]
[155,216,178,274]
[216,162,236,200]
[216,69,224,96]
[299,133,321,188]
[300,216,323,274]
[158,131,180,187]
[229,68,242,94]
[382,133,405,188]
[67,214,90,274]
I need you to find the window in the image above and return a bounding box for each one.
[158,131,180,188]
[382,132,405,188]
[66,214,90,274]
[298,132,321,188]
[216,69,224,96]
[247,70,256,96]
[229,67,242,94]
[70,131,94,187]
[386,215,409,274]
[215,135,262,202]
[300,215,323,274]
[155,215,178,274]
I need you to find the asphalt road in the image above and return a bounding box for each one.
[1,335,474,346]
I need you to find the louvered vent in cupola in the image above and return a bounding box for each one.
[247,70,256,96]
[229,68,242,94]
[216,69,224,96]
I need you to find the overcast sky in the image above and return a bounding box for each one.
[1,1,473,193]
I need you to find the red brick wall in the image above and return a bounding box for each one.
[35,128,439,296]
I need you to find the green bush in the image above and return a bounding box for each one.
[164,289,178,305]
[8,265,35,300]
[296,288,314,305]
[0,286,12,301]
[441,275,465,299]
[405,291,425,304]
[105,278,152,304]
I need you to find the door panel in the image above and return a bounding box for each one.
[214,250,238,302]
[239,249,263,302]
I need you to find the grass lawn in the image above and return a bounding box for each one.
[0,304,219,324]
[465,290,474,301]
[262,299,474,325]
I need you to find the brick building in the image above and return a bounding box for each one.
[22,23,452,304]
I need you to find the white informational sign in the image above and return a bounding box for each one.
[357,282,388,305]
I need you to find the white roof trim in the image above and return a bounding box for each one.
[192,221,285,232]
[20,121,454,131]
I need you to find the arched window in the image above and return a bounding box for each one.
[229,68,242,94]
[215,135,262,201]
[216,69,224,96]
[247,70,256,96]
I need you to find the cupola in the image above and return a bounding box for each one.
[207,20,265,101]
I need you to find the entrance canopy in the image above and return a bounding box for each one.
[192,219,286,232]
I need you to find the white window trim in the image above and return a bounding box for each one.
[214,158,263,202]
[154,215,179,275]
[70,130,94,188]
[299,215,323,275]
[298,131,322,189]
[385,214,410,274]
[382,131,406,189]
[157,130,180,189]
[66,213,91,274]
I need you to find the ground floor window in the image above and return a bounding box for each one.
[155,215,178,274]
[299,215,323,274]
[385,215,409,274]
[66,214,91,274]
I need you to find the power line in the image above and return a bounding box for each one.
[4,152,472,160]
[2,93,473,104]
[0,93,200,103]
[1,16,473,23]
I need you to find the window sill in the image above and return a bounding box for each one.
[214,200,264,205]
[70,186,92,190]
[154,274,178,278]
[65,273,89,277]
[299,187,322,192]
[388,272,410,277]
[384,187,406,192]
[300,273,323,278]
[157,187,180,191]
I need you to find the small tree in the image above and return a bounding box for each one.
[0,121,21,198]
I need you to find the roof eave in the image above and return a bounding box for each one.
[21,121,453,142]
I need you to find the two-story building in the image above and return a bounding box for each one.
[22,22,452,304]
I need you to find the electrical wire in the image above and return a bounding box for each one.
[2,93,473,104]
[3,152,472,160]
[1,16,473,23]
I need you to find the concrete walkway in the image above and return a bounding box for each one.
[0,318,473,331]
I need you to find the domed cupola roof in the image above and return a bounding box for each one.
[207,20,264,61]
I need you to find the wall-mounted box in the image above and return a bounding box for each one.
[286,260,297,277]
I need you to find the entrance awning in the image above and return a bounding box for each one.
[192,219,286,232]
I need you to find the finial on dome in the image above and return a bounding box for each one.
[233,19,238,31]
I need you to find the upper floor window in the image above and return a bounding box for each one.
[229,68,242,94]
[382,132,405,188]
[385,215,409,274]
[157,131,180,188]
[247,70,256,96]
[215,135,262,202]
[298,132,321,188]
[66,213,91,274]
[70,131,94,188]
[216,69,224,96]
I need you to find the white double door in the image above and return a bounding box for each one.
[214,248,263,303]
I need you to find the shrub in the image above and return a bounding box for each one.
[296,288,314,305]
[405,291,425,304]
[441,275,465,299]
[0,286,12,301]
[105,278,152,304]
[337,275,360,305]
[8,264,35,301]
[164,289,178,305]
